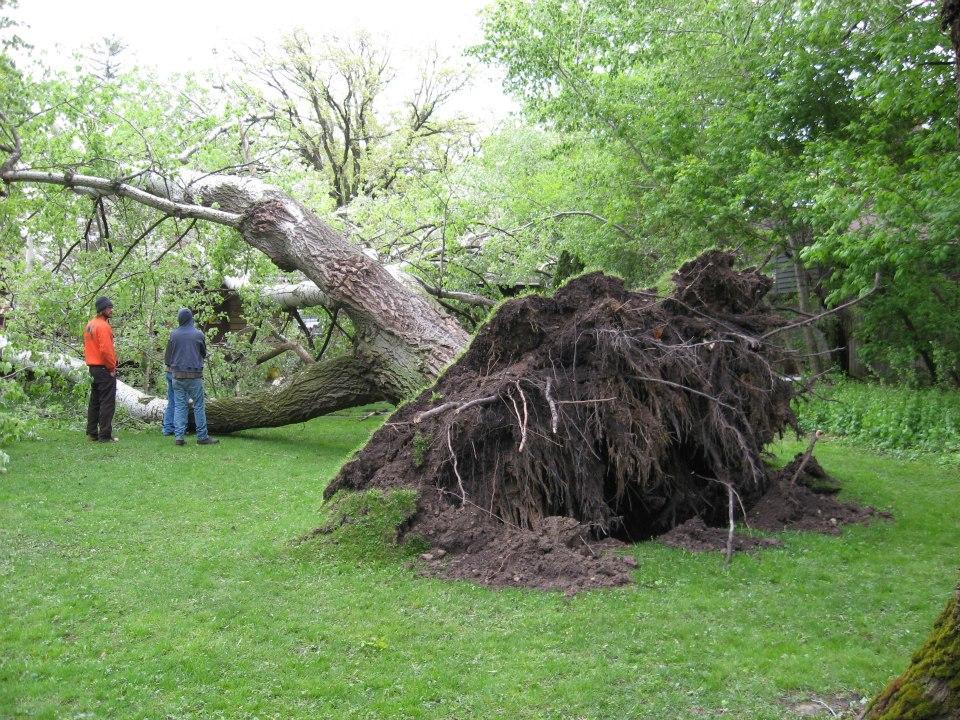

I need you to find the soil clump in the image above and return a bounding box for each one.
[323,251,883,591]
[659,517,783,553]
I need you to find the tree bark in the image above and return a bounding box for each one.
[206,355,385,433]
[861,585,960,720]
[787,231,830,374]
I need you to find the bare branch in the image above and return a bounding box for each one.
[1,169,241,226]
[411,275,496,307]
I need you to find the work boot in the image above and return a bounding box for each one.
[87,434,98,442]
[175,438,185,446]
[197,437,219,445]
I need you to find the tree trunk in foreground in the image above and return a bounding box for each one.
[861,585,960,720]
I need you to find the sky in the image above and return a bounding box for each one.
[12,0,518,124]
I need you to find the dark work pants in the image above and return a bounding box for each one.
[86,366,117,440]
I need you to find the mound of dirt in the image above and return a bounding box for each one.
[411,489,634,594]
[323,250,882,592]
[658,455,889,554]
[659,517,783,553]
[747,479,887,535]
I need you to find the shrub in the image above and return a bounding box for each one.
[795,377,960,459]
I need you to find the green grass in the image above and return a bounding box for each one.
[1,419,958,719]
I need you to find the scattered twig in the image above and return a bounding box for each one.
[790,429,823,486]
[724,481,736,567]
[544,377,560,433]
[358,408,390,421]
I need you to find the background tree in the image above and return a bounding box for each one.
[231,30,474,208]
[475,0,960,384]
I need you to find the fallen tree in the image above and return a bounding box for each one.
[311,251,842,591]
[1,123,469,430]
[0,336,167,422]
[328,251,796,536]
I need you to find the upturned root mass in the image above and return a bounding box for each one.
[327,250,797,541]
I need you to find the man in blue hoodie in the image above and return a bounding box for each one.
[164,308,219,446]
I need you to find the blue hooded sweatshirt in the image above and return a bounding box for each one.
[164,308,206,374]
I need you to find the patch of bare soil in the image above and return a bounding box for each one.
[782,692,867,718]
[410,489,634,594]
[747,455,891,535]
[659,517,783,553]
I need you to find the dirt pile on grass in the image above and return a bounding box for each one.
[410,494,634,593]
[660,455,888,554]
[747,454,889,535]
[324,250,879,592]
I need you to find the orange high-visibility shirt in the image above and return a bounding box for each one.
[83,316,117,371]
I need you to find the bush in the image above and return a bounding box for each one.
[795,377,960,458]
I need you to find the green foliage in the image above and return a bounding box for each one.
[411,430,429,468]
[475,0,960,384]
[796,378,960,458]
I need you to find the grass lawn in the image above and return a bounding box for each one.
[1,415,958,719]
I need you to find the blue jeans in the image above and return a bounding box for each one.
[162,371,175,435]
[173,377,208,441]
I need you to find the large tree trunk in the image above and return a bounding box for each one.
[164,172,469,401]
[206,355,384,433]
[861,585,960,720]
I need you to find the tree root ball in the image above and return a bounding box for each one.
[323,250,881,591]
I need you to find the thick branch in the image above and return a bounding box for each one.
[412,276,496,307]
[206,354,385,433]
[1,169,242,226]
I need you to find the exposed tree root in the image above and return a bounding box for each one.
[328,251,796,537]
[323,251,884,591]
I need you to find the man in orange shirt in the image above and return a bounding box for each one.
[83,296,118,442]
